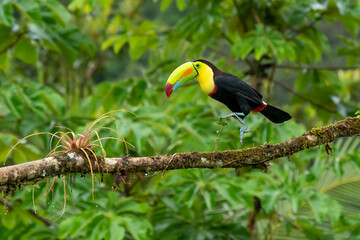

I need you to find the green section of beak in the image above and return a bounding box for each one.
[165,62,198,97]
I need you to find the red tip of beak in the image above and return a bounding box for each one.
[165,82,174,98]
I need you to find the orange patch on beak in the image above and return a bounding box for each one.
[179,68,194,80]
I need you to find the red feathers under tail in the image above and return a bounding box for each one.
[259,104,292,123]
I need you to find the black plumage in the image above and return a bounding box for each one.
[196,59,292,123]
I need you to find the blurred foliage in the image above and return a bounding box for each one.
[0,0,360,239]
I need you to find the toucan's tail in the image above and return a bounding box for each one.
[260,104,292,123]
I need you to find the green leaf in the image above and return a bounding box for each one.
[122,215,153,240]
[129,32,158,60]
[176,0,185,11]
[0,52,7,69]
[58,216,81,239]
[0,0,14,26]
[2,209,17,229]
[295,71,311,91]
[41,0,71,26]
[102,35,122,51]
[254,41,268,60]
[261,185,282,213]
[50,24,94,65]
[116,200,148,214]
[324,196,341,225]
[177,184,199,208]
[14,37,37,66]
[29,82,66,116]
[231,38,254,60]
[99,0,113,9]
[339,15,360,36]
[60,25,95,56]
[68,0,87,12]
[290,192,305,213]
[298,221,325,240]
[28,24,58,51]
[12,0,42,26]
[110,218,125,240]
[346,55,357,67]
[201,189,214,210]
[350,226,360,239]
[162,197,179,212]
[161,0,174,11]
[335,0,351,15]
[114,35,129,53]
[212,180,241,209]
[0,85,23,118]
[0,26,15,51]
[306,193,326,223]
[89,218,108,240]
[283,43,297,62]
[58,211,101,239]
[139,120,172,135]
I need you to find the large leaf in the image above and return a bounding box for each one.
[12,0,42,26]
[0,0,13,26]
[14,37,38,65]
[0,51,7,69]
[122,215,153,240]
[41,0,71,26]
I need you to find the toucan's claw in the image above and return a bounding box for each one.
[219,112,245,124]
[239,125,247,145]
[219,113,250,144]
[241,127,251,133]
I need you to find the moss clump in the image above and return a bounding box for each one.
[309,127,326,136]
[301,136,313,149]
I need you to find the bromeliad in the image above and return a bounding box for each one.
[165,59,292,144]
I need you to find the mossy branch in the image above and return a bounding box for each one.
[0,116,359,187]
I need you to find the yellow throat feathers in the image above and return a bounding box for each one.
[195,63,215,95]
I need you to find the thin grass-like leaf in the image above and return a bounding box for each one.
[87,148,101,181]
[55,131,74,149]
[83,109,136,137]
[4,132,61,164]
[46,177,58,197]
[32,185,36,214]
[94,131,108,174]
[53,176,66,222]
[45,145,68,158]
[80,148,95,200]
[92,125,134,153]
[90,137,135,149]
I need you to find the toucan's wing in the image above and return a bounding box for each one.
[214,73,263,106]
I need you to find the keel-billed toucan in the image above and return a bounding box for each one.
[165,59,292,143]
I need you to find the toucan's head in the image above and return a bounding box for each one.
[165,59,221,97]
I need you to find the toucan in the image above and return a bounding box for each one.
[165,59,292,143]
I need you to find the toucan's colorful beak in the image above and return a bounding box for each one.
[165,82,174,98]
[165,62,198,98]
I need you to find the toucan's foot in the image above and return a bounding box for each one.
[239,117,249,145]
[219,112,245,124]
[220,112,245,119]
[218,112,250,145]
[240,125,250,144]
[241,127,251,134]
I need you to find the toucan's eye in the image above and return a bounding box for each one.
[195,63,200,68]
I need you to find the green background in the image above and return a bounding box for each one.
[0,0,360,239]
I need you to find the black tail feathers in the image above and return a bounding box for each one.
[260,104,292,123]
